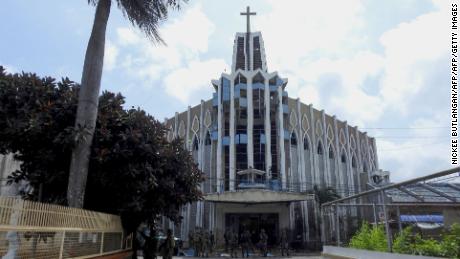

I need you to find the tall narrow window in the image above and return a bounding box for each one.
[341,152,346,163]
[363,162,368,172]
[328,146,334,159]
[317,141,323,155]
[193,137,199,151]
[352,156,357,168]
[303,137,309,150]
[205,132,211,145]
[291,132,297,146]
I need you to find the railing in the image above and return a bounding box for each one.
[320,167,460,252]
[201,177,361,195]
[0,197,132,258]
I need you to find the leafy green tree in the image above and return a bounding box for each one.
[312,185,341,205]
[69,0,187,208]
[0,67,203,233]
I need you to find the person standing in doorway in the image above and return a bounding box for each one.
[280,229,289,257]
[259,229,268,257]
[230,230,239,258]
[241,229,251,258]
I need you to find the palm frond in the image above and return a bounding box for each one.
[116,0,187,44]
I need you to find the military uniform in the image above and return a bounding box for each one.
[162,229,175,259]
[241,230,251,258]
[280,230,289,256]
[229,231,239,258]
[259,229,268,257]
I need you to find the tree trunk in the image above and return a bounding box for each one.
[67,0,111,208]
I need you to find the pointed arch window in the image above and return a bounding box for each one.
[290,132,297,146]
[363,162,368,172]
[303,137,309,150]
[193,137,199,151]
[205,132,211,146]
[317,141,323,155]
[352,156,357,168]
[341,152,346,163]
[328,146,334,159]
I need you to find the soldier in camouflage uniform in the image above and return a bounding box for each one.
[229,230,239,258]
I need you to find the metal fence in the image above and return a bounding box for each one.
[0,196,132,258]
[201,176,362,195]
[320,167,460,252]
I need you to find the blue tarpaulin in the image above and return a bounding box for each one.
[400,215,443,223]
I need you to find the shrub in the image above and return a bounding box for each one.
[349,222,387,252]
[412,234,442,257]
[393,226,415,254]
[440,223,460,259]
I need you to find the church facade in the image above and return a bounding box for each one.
[164,10,382,247]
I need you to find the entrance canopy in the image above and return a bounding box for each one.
[204,189,315,204]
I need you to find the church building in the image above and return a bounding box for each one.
[163,7,384,247]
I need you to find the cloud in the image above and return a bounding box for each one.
[378,2,450,113]
[377,114,451,182]
[109,3,219,100]
[1,63,17,73]
[164,59,229,103]
[104,40,118,71]
[256,0,366,71]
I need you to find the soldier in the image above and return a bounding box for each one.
[202,229,210,257]
[139,226,157,259]
[188,230,195,256]
[209,230,215,255]
[224,228,231,252]
[241,230,251,258]
[161,229,175,259]
[259,229,268,257]
[280,229,289,257]
[194,228,202,257]
[229,230,239,258]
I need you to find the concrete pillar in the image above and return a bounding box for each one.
[321,111,329,186]
[278,86,286,188]
[217,82,223,192]
[264,78,272,178]
[230,79,236,191]
[333,117,341,192]
[297,100,305,191]
[247,75,254,168]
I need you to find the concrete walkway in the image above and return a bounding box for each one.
[137,256,323,259]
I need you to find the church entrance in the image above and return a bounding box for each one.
[225,213,279,246]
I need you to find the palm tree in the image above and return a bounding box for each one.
[68,0,185,208]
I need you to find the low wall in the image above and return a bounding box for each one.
[322,246,444,259]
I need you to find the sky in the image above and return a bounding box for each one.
[0,0,455,182]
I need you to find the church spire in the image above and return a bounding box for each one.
[240,6,256,35]
[232,7,266,73]
[240,6,256,71]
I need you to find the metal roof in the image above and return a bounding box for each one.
[385,182,460,203]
